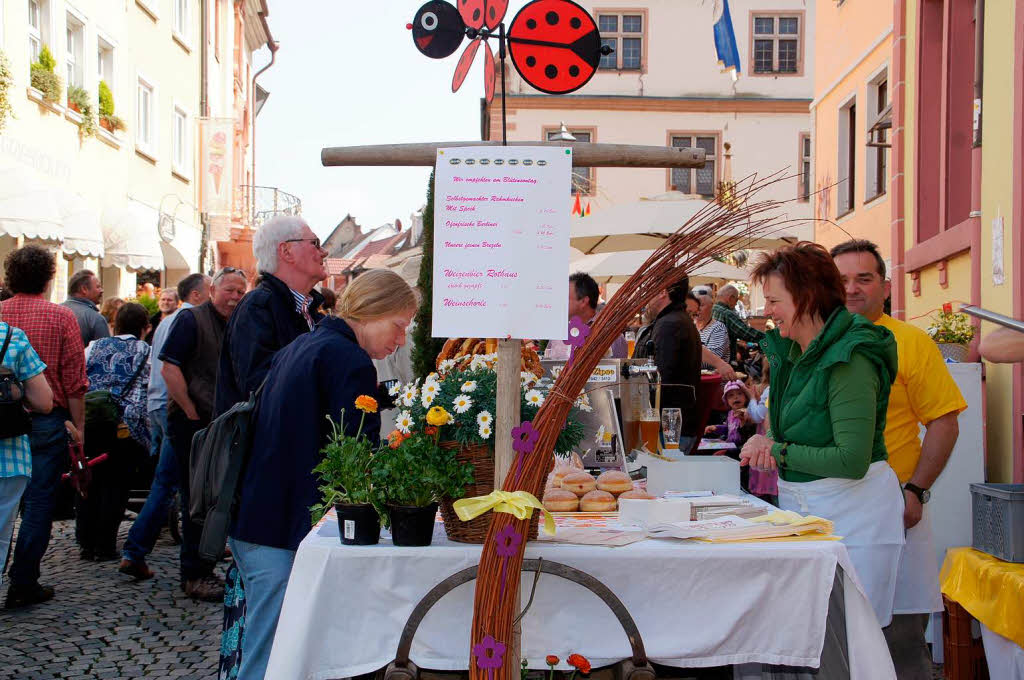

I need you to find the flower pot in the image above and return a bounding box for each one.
[99,117,113,133]
[937,342,969,363]
[335,502,380,545]
[388,502,438,546]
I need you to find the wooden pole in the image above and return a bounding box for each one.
[493,339,521,491]
[321,141,705,169]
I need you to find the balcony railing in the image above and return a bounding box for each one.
[239,185,302,228]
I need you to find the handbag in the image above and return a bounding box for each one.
[0,325,32,439]
[84,343,148,452]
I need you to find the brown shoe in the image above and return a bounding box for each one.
[118,558,154,581]
[184,575,224,602]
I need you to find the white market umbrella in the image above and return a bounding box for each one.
[570,191,797,255]
[571,249,750,285]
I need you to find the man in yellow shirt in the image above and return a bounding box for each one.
[832,240,966,680]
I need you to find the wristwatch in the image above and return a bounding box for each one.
[904,482,931,504]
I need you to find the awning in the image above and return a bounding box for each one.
[0,166,64,243]
[101,201,164,271]
[59,191,104,259]
[571,249,751,285]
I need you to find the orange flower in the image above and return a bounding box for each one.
[567,654,590,674]
[425,426,438,436]
[545,655,559,667]
[354,395,378,413]
[387,430,405,449]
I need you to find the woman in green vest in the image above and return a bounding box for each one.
[740,242,905,628]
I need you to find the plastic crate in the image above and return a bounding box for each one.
[970,483,1024,562]
[942,595,990,680]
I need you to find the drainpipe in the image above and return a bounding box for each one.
[968,0,985,359]
[251,1,278,228]
[199,0,210,273]
[890,0,908,320]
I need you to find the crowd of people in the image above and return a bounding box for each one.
[0,224,1012,680]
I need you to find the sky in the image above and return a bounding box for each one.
[255,1,534,241]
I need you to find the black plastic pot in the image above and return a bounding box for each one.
[388,502,439,546]
[335,503,381,545]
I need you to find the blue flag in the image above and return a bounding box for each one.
[713,0,742,81]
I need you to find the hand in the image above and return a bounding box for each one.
[735,408,751,424]
[740,434,776,470]
[903,489,923,529]
[64,421,81,444]
[717,363,737,381]
[704,425,718,435]
[185,405,200,421]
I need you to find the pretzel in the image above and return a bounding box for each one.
[436,338,545,380]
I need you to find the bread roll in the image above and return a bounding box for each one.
[596,470,633,495]
[580,490,617,512]
[560,472,597,497]
[618,489,655,500]
[543,489,579,512]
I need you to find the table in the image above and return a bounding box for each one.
[266,513,895,680]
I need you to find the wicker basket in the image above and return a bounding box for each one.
[439,440,540,544]
[938,342,969,362]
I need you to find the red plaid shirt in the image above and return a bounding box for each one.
[0,294,88,410]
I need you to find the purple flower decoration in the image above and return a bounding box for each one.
[566,315,591,349]
[511,421,540,454]
[495,524,524,597]
[473,634,507,680]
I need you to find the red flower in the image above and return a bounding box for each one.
[545,655,559,667]
[567,654,591,674]
[425,426,438,436]
[942,302,953,314]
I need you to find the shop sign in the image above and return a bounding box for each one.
[198,118,234,216]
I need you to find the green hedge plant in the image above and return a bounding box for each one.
[0,49,13,131]
[66,85,96,138]
[29,45,61,103]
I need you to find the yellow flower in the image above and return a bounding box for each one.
[426,406,451,427]
[354,395,378,414]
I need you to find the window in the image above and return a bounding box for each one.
[866,72,888,200]
[173,0,190,44]
[65,13,84,88]
[597,12,645,71]
[172,105,189,176]
[837,99,856,216]
[546,128,594,195]
[28,0,49,65]
[669,134,718,198]
[136,75,156,155]
[97,36,114,86]
[799,134,811,201]
[751,13,802,75]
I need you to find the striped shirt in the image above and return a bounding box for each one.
[290,288,314,330]
[0,323,47,478]
[698,319,730,368]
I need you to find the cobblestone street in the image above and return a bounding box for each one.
[1,519,223,680]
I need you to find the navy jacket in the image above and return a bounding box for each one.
[214,272,324,417]
[230,317,380,551]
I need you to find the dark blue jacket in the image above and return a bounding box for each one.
[230,317,380,551]
[214,272,324,417]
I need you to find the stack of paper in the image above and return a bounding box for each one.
[647,512,835,543]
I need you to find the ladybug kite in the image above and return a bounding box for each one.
[409,0,608,101]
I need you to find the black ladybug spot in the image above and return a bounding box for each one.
[473,8,481,21]
[526,18,537,29]
[546,11,559,25]
[569,65,580,77]
[545,64,558,79]
[570,17,582,29]
[526,56,536,67]
[490,6,496,20]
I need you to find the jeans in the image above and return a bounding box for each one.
[228,537,296,680]
[122,408,179,563]
[9,409,70,589]
[0,476,29,585]
[883,613,933,680]
[166,411,212,582]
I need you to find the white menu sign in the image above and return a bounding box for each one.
[432,146,572,339]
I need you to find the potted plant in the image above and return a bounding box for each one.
[97,80,125,133]
[29,45,62,104]
[311,396,383,545]
[372,414,475,546]
[0,49,13,132]
[66,85,96,138]
[392,353,587,543]
[927,303,975,362]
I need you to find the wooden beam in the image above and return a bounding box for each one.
[493,338,521,491]
[321,141,706,168]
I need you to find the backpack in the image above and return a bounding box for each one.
[0,327,31,439]
[189,379,265,562]
[84,346,148,454]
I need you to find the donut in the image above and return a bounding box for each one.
[560,471,597,497]
[596,470,633,495]
[543,488,579,512]
[579,490,617,512]
[618,489,655,500]
[551,464,575,487]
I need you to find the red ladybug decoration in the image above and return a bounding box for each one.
[457,0,510,30]
[507,0,603,95]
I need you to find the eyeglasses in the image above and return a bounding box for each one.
[213,266,246,282]
[284,237,322,250]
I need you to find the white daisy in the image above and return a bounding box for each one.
[422,381,439,398]
[469,355,489,371]
[388,382,402,397]
[426,372,439,383]
[478,424,492,439]
[439,358,457,372]
[453,394,473,414]
[461,380,477,393]
[421,391,435,407]
[395,411,413,434]
[476,410,493,427]
[524,389,544,407]
[401,385,418,407]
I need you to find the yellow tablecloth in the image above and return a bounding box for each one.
[940,546,1024,649]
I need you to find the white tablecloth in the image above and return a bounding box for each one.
[981,623,1024,680]
[266,516,895,680]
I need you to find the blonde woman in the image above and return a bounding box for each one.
[228,269,417,680]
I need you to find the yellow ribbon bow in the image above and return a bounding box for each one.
[453,490,556,536]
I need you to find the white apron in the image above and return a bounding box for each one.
[893,501,943,614]
[778,461,906,627]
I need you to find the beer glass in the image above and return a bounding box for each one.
[661,408,682,450]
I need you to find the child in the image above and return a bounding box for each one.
[704,380,778,503]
